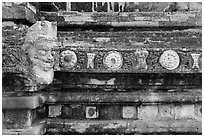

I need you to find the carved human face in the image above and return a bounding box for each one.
[27,38,57,84]
[28,39,56,72]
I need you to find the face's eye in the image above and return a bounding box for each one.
[51,51,55,56]
[37,50,46,56]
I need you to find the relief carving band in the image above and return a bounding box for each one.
[22,21,57,84]
[190,53,201,69]
[159,50,180,70]
[103,51,123,70]
[87,53,96,69]
[134,50,149,70]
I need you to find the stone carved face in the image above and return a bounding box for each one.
[28,38,55,72]
[23,21,57,85]
[27,38,56,84]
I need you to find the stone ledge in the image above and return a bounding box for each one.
[2,120,46,135]
[2,96,43,109]
[2,117,201,134]
[2,2,37,24]
[39,89,202,103]
[46,119,201,134]
[41,11,201,27]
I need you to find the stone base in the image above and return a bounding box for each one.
[3,109,36,129]
[46,119,201,134]
[2,120,46,135]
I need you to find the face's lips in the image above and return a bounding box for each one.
[34,56,54,64]
[33,56,55,71]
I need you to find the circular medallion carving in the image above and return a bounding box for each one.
[159,50,180,70]
[60,50,77,68]
[103,51,123,70]
[88,107,95,117]
[160,106,173,118]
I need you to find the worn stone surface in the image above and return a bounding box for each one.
[48,105,62,117]
[36,2,202,12]
[41,11,201,27]
[3,109,35,129]
[59,29,202,48]
[2,120,46,135]
[100,106,122,120]
[61,104,86,119]
[46,119,201,134]
[56,29,202,73]
[138,105,158,120]
[2,2,37,24]
[158,104,175,119]
[2,96,41,109]
[39,89,201,103]
[122,106,137,119]
[51,73,201,89]
[175,105,201,120]
[2,22,29,73]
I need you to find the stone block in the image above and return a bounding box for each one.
[2,2,37,23]
[158,104,175,119]
[61,105,72,119]
[3,109,35,129]
[138,105,158,120]
[100,105,122,120]
[48,105,62,117]
[2,121,46,135]
[2,96,41,109]
[69,104,86,119]
[86,106,99,119]
[122,106,137,119]
[175,104,195,120]
[194,104,202,121]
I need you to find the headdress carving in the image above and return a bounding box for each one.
[22,21,57,50]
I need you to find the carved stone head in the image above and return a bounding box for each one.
[22,21,57,84]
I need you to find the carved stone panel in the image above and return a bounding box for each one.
[134,49,149,70]
[87,53,96,69]
[103,51,123,70]
[22,21,58,85]
[122,106,137,119]
[191,53,201,69]
[159,50,180,70]
[86,106,99,119]
[60,50,77,69]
